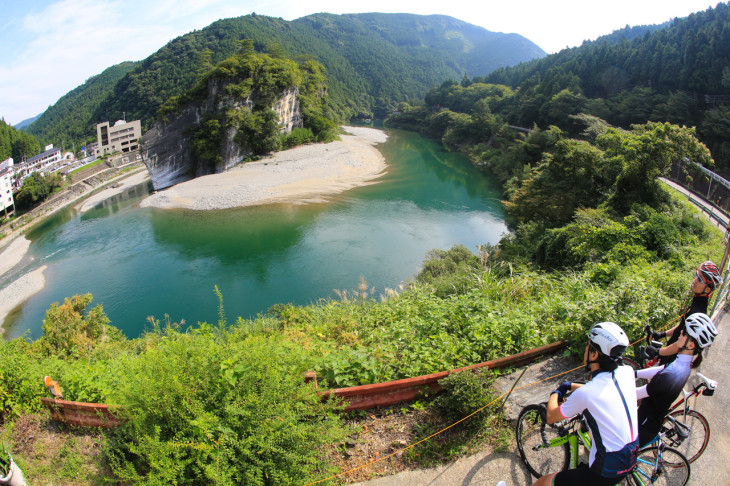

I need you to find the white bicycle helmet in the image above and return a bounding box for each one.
[685,312,717,348]
[588,322,630,359]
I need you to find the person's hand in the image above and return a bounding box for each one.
[645,345,660,358]
[651,330,666,340]
[552,381,572,401]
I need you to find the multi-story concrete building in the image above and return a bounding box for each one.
[0,158,15,215]
[13,146,62,188]
[95,119,141,157]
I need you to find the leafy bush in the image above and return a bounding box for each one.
[38,294,122,358]
[104,330,347,485]
[282,127,314,148]
[435,368,498,431]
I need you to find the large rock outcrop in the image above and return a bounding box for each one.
[141,82,301,190]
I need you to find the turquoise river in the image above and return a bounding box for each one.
[1,128,508,340]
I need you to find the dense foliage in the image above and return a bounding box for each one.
[0,119,40,162]
[163,47,336,170]
[480,2,730,168]
[27,13,544,152]
[13,172,63,211]
[25,62,138,151]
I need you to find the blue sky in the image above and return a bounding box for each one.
[0,0,717,126]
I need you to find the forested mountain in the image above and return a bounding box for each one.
[28,13,544,150]
[26,61,139,150]
[0,119,40,162]
[13,114,41,130]
[480,2,730,168]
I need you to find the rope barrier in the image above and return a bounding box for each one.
[301,362,587,486]
[302,312,693,485]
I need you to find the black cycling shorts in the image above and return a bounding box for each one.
[552,463,626,486]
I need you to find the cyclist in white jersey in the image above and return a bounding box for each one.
[532,322,639,486]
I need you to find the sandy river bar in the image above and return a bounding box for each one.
[140,126,388,210]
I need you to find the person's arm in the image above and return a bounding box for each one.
[636,365,664,380]
[657,340,681,357]
[636,384,650,400]
[546,392,564,424]
[547,383,583,424]
[665,324,678,340]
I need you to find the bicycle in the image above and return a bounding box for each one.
[659,372,716,463]
[623,325,718,463]
[515,402,691,485]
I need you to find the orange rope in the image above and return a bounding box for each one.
[301,363,584,486]
[302,312,688,485]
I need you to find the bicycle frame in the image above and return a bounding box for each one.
[548,417,592,469]
[666,372,717,416]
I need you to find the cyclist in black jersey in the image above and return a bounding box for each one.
[646,261,722,366]
[635,313,717,447]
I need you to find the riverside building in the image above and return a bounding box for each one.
[0,158,15,215]
[13,145,62,188]
[95,119,141,157]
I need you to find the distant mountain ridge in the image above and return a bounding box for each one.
[27,12,545,149]
[14,114,41,130]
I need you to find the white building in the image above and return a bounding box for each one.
[96,119,141,157]
[13,146,62,188]
[0,158,15,215]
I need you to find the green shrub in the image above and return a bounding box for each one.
[104,330,347,485]
[282,127,314,148]
[435,368,498,431]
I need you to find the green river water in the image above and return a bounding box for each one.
[1,128,508,340]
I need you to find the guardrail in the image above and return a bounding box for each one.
[39,341,567,425]
[319,341,567,411]
[40,398,125,428]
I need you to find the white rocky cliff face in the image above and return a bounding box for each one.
[141,84,301,190]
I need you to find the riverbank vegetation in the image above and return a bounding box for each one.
[0,181,722,483]
[3,7,729,482]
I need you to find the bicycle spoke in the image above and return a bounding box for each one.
[633,446,690,486]
[663,410,710,463]
[516,404,569,479]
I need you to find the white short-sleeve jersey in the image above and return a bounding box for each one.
[559,365,639,468]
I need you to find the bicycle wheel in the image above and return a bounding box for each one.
[662,409,710,463]
[622,357,648,387]
[515,404,569,479]
[631,446,690,486]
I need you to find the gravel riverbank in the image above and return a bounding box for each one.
[140,126,388,210]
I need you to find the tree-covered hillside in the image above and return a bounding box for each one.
[0,119,40,162]
[26,62,138,151]
[482,2,730,168]
[28,13,544,151]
